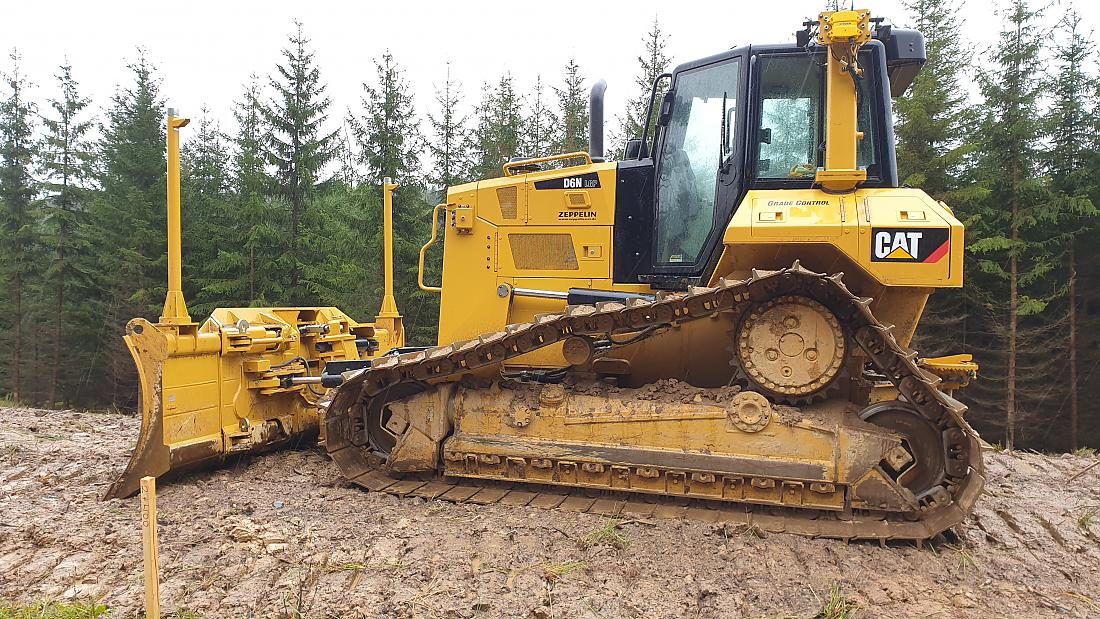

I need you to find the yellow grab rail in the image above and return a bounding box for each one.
[418,204,446,293]
[502,151,593,176]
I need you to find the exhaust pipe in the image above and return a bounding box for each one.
[589,79,607,160]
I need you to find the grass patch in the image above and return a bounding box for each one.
[32,434,64,442]
[480,560,587,589]
[166,611,202,619]
[582,519,629,550]
[1073,447,1096,457]
[813,584,858,619]
[328,560,401,572]
[3,445,23,465]
[541,561,587,581]
[1076,506,1099,530]
[1064,591,1100,613]
[0,601,109,619]
[946,544,976,571]
[988,442,1005,453]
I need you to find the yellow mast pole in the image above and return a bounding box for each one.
[373,178,404,351]
[379,177,401,318]
[160,110,192,325]
[814,9,872,193]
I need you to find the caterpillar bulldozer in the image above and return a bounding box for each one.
[108,9,984,541]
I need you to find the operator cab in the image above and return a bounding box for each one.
[613,29,923,288]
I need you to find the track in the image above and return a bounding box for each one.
[323,263,985,541]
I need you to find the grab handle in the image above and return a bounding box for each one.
[418,204,446,293]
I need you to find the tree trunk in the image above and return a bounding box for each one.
[13,274,21,402]
[1069,242,1078,452]
[1007,168,1019,452]
[49,173,69,407]
[50,272,63,407]
[31,317,39,404]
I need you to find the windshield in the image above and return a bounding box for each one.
[655,58,740,265]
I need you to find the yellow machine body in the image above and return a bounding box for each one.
[429,166,963,376]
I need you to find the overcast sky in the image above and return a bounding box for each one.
[3,0,1097,148]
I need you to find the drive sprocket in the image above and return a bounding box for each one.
[728,294,846,404]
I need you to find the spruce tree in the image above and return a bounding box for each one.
[897,0,983,375]
[0,51,39,403]
[471,74,524,179]
[335,119,360,189]
[203,78,288,307]
[970,0,1048,449]
[555,57,589,154]
[349,51,437,343]
[39,62,94,406]
[298,185,380,321]
[263,21,338,304]
[523,75,557,158]
[426,63,471,193]
[1042,11,1098,451]
[894,0,975,199]
[612,18,671,159]
[351,51,422,185]
[89,51,166,408]
[181,108,231,316]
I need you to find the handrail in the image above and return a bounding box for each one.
[418,204,446,293]
[502,151,593,176]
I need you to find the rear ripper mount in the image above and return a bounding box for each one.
[324,264,985,541]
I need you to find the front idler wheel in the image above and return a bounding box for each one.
[860,400,947,500]
[362,383,423,460]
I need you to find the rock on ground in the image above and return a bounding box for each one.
[1,405,1098,618]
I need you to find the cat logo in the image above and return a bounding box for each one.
[871,228,950,263]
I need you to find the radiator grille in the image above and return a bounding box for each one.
[508,234,578,270]
[497,186,518,219]
[566,191,589,207]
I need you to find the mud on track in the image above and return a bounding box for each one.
[1,406,1099,618]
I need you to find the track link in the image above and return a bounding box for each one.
[324,263,985,541]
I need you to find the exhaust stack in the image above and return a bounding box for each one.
[588,80,607,160]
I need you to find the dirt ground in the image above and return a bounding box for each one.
[1,406,1098,619]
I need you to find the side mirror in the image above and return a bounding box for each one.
[657,90,675,127]
[624,139,641,159]
[759,128,772,145]
[624,138,648,160]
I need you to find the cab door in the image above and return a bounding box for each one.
[651,56,743,272]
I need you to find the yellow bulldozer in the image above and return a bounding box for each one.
[108,9,983,541]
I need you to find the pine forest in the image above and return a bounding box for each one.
[1,0,1098,453]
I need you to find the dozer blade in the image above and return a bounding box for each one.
[107,113,404,498]
[106,307,377,499]
[107,319,174,500]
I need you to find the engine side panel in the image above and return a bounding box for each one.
[437,162,649,363]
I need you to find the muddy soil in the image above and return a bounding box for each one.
[1,405,1098,618]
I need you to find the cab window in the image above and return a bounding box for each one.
[754,53,878,181]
